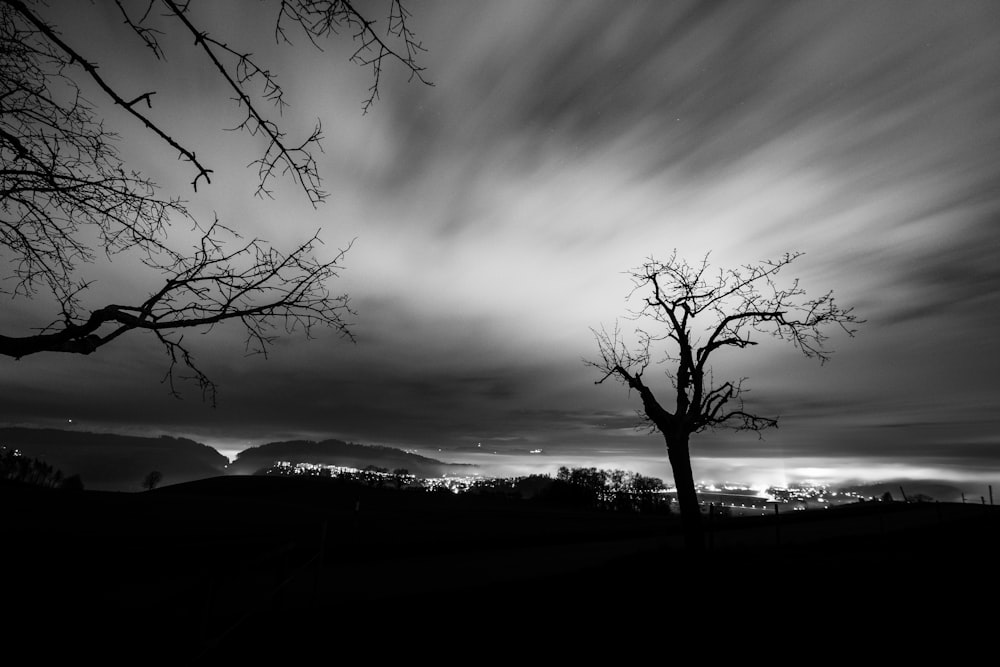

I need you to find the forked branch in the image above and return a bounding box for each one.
[589,250,862,436]
[0,222,354,403]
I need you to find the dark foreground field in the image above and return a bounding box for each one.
[3,475,998,661]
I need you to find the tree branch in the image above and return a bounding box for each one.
[0,223,355,403]
[587,324,675,430]
[3,0,215,190]
[589,250,861,440]
[274,0,433,114]
[1,0,429,400]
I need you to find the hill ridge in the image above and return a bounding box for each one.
[230,438,475,477]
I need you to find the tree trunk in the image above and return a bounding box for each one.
[666,433,704,553]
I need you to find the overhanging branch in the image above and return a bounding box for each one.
[0,223,354,403]
[3,0,215,190]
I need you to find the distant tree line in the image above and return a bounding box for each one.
[258,461,671,514]
[448,468,672,514]
[547,466,670,513]
[0,446,83,490]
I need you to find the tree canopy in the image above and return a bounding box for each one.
[0,0,429,401]
[589,251,861,549]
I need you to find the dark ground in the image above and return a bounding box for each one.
[3,475,998,661]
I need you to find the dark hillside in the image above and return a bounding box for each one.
[228,438,476,477]
[4,477,997,660]
[0,427,228,490]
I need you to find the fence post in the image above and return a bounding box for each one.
[990,485,994,506]
[773,502,781,547]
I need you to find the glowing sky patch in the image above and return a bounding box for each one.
[2,1,999,488]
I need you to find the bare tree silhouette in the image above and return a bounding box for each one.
[142,470,163,491]
[0,0,430,401]
[587,251,861,551]
[1,445,76,488]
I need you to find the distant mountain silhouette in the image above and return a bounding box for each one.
[839,479,968,503]
[229,439,476,478]
[0,427,228,491]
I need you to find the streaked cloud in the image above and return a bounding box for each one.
[3,1,999,487]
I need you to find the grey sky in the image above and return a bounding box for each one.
[3,1,999,488]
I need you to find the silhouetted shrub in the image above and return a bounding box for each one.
[1,446,79,489]
[542,466,670,513]
[143,470,163,491]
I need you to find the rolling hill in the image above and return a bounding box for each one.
[227,438,477,477]
[0,427,228,490]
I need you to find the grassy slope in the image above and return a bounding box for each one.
[3,475,997,660]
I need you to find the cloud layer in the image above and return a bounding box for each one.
[3,1,999,488]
